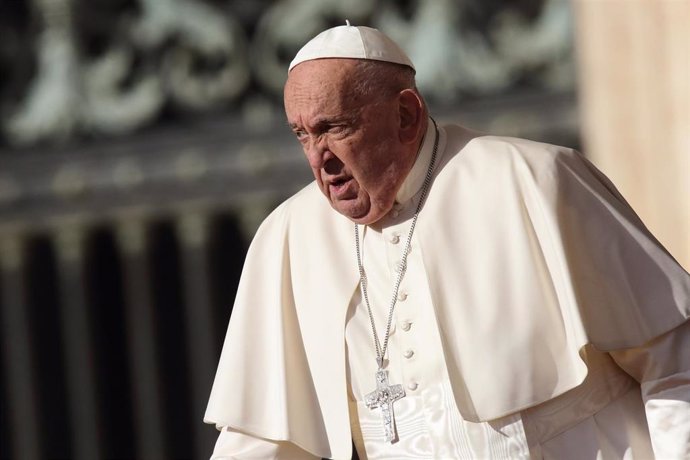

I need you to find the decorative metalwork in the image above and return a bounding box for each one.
[0,0,574,147]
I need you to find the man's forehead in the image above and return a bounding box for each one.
[284,71,365,128]
[284,91,358,125]
[285,59,358,98]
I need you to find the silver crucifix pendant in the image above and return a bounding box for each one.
[364,368,405,443]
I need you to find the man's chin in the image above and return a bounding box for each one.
[332,202,385,225]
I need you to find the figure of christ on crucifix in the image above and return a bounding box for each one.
[364,369,406,443]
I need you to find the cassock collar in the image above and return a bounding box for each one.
[395,118,438,204]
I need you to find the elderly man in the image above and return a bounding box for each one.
[205,24,690,459]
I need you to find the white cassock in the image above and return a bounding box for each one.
[204,120,690,459]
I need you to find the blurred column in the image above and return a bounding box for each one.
[574,0,690,268]
[176,212,217,459]
[55,225,101,460]
[116,219,165,460]
[0,234,40,460]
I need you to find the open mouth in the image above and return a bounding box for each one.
[329,177,354,198]
[332,177,349,188]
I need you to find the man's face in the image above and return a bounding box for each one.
[284,59,410,225]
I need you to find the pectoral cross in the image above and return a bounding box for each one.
[364,369,405,443]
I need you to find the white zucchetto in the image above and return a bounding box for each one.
[288,21,415,73]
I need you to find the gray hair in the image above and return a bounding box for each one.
[349,60,418,101]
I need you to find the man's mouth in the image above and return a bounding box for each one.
[329,177,355,198]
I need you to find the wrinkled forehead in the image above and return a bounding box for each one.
[284,59,363,109]
[285,58,359,90]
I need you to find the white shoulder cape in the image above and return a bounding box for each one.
[205,124,690,459]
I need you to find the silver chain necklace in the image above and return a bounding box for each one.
[355,119,439,443]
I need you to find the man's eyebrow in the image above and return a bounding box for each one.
[312,118,334,130]
[288,113,359,133]
[288,117,341,131]
[315,113,359,127]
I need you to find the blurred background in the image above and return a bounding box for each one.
[0,0,687,458]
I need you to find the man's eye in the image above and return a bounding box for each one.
[293,130,308,140]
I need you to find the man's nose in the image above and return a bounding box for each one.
[305,137,333,170]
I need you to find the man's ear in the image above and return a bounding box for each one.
[398,89,424,144]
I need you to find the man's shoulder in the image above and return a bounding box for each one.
[442,124,578,177]
[469,132,574,164]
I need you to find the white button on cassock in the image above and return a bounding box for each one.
[394,260,406,273]
[407,382,418,391]
[404,349,414,359]
[398,291,408,301]
[401,321,411,331]
[389,233,400,244]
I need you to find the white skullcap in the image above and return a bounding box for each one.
[288,21,415,73]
